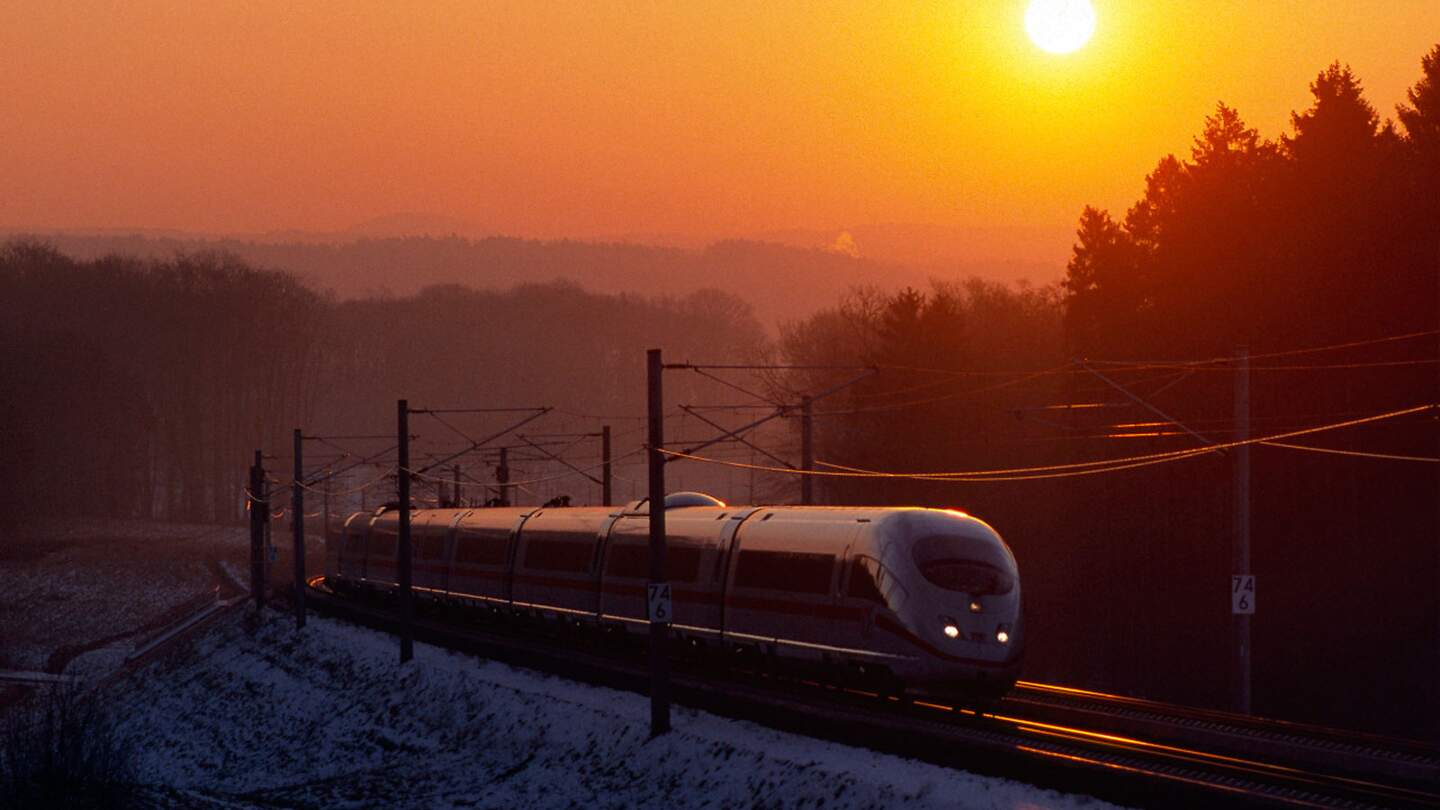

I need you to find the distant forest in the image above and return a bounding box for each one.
[13,233,1013,329]
[4,46,1439,738]
[0,244,767,527]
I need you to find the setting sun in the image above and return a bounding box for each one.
[1025,0,1097,54]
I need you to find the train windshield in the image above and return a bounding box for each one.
[911,534,1015,595]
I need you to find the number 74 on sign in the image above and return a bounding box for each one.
[1231,575,1256,615]
[647,582,672,624]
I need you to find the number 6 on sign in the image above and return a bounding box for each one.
[1231,575,1256,615]
[647,582,672,624]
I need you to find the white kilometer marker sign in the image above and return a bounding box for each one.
[647,582,673,624]
[1231,574,1256,615]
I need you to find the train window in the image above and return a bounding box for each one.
[454,532,508,566]
[524,534,596,573]
[605,543,703,582]
[735,550,834,595]
[846,558,887,605]
[606,544,644,578]
[367,531,396,558]
[417,533,446,560]
[911,534,1014,595]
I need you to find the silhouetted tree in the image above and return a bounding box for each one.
[1061,206,1141,357]
[1053,46,1440,737]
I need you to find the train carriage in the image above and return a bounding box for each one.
[510,508,611,620]
[448,507,529,606]
[722,507,862,663]
[600,502,730,644]
[411,510,459,592]
[323,492,1024,697]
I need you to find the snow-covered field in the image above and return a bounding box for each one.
[0,521,249,673]
[113,613,1125,809]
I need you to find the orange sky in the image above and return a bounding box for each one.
[3,1,1438,268]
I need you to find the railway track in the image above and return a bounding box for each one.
[1007,681,1440,789]
[301,578,1440,808]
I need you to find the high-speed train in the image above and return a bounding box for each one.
[324,492,1024,696]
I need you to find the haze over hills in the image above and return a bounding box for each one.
[5,219,1067,328]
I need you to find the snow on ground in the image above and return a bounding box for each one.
[0,520,248,672]
[113,613,1125,809]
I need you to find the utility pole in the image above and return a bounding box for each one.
[496,447,511,506]
[397,399,414,664]
[261,471,272,606]
[647,348,671,736]
[249,450,265,614]
[800,395,814,505]
[602,425,613,507]
[1233,347,1252,714]
[453,464,462,508]
[292,429,306,629]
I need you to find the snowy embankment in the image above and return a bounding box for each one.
[115,613,1123,809]
[0,521,248,674]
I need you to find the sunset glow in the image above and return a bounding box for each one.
[1,2,1438,269]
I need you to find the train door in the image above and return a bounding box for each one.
[841,549,885,641]
[598,504,731,638]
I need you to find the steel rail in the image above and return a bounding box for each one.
[1005,681,1440,786]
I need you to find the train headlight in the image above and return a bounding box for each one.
[939,615,961,639]
[996,624,1011,645]
[969,600,982,614]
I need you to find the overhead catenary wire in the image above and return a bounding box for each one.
[688,366,784,406]
[788,329,1440,388]
[813,366,1067,416]
[1088,357,1440,373]
[424,410,482,446]
[248,330,1440,502]
[664,363,875,371]
[656,404,1437,482]
[844,366,1065,401]
[823,404,1438,478]
[404,446,645,491]
[414,407,553,475]
[272,467,397,496]
[802,329,1440,394]
[1085,329,1440,368]
[1257,441,1439,463]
